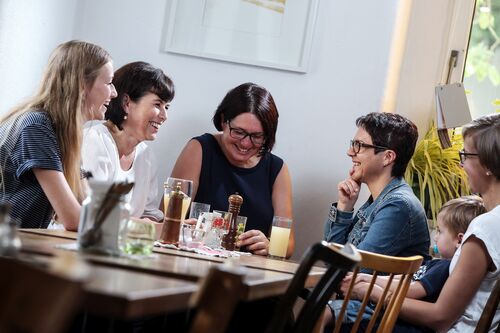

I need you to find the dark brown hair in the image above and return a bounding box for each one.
[212,82,279,154]
[106,61,174,130]
[355,112,418,177]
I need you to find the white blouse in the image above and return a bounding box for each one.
[82,121,163,221]
[448,205,500,332]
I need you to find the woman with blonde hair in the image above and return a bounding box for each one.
[0,40,117,230]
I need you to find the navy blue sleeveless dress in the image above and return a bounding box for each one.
[194,133,283,236]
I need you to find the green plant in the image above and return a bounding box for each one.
[404,123,470,227]
[465,0,500,87]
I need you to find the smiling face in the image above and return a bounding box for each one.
[220,112,264,167]
[122,92,168,142]
[461,136,490,194]
[84,62,117,121]
[347,127,387,184]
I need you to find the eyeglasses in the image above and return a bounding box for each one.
[458,150,479,164]
[227,121,266,146]
[350,140,388,154]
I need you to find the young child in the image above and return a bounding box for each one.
[323,195,486,331]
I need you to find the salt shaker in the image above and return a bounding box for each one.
[221,193,243,251]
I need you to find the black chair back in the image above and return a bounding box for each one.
[265,241,361,333]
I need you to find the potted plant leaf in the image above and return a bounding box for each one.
[404,123,470,227]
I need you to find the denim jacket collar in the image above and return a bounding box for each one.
[357,177,406,221]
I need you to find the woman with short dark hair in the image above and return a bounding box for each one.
[171,82,294,257]
[82,61,174,221]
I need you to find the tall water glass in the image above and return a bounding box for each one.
[268,216,292,258]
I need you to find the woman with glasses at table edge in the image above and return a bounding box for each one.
[170,82,294,257]
[323,112,430,260]
[387,113,500,332]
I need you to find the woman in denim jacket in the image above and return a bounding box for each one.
[323,112,430,260]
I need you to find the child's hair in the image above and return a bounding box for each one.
[438,196,486,235]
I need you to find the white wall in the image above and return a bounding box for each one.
[4,0,455,259]
[0,0,78,114]
[71,0,400,258]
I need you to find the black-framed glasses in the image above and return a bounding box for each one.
[349,140,388,154]
[227,121,266,146]
[458,150,479,164]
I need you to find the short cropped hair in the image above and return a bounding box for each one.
[212,82,279,154]
[106,61,175,130]
[355,112,418,177]
[462,113,500,180]
[438,196,486,235]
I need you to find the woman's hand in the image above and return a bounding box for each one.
[182,218,197,226]
[237,229,269,256]
[337,176,361,212]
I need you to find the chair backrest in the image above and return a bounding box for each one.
[188,264,245,333]
[0,256,85,333]
[265,241,362,333]
[475,278,500,333]
[330,243,423,333]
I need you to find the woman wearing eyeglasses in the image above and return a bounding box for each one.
[323,112,430,260]
[170,82,293,257]
[377,113,500,333]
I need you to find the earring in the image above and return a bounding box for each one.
[123,115,128,120]
[486,171,492,176]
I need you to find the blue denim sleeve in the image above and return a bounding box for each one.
[356,197,412,255]
[323,203,355,243]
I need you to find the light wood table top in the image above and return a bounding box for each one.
[18,229,325,319]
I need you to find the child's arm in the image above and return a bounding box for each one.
[341,272,429,301]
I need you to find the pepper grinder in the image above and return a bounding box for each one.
[160,182,184,244]
[221,193,243,251]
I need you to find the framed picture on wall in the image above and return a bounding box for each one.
[164,0,320,73]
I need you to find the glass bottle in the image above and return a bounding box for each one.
[0,202,21,257]
[160,182,184,244]
[221,193,243,251]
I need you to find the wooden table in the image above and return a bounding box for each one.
[19,229,325,320]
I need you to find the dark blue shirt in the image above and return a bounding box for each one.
[0,111,63,228]
[413,258,450,302]
[194,133,283,236]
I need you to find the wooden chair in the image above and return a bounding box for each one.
[188,264,245,333]
[0,255,85,333]
[330,243,423,333]
[265,241,362,333]
[475,278,500,333]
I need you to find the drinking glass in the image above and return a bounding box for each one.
[163,177,193,220]
[234,216,247,251]
[121,219,155,256]
[189,202,211,219]
[179,223,205,248]
[268,216,292,258]
[203,210,232,249]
